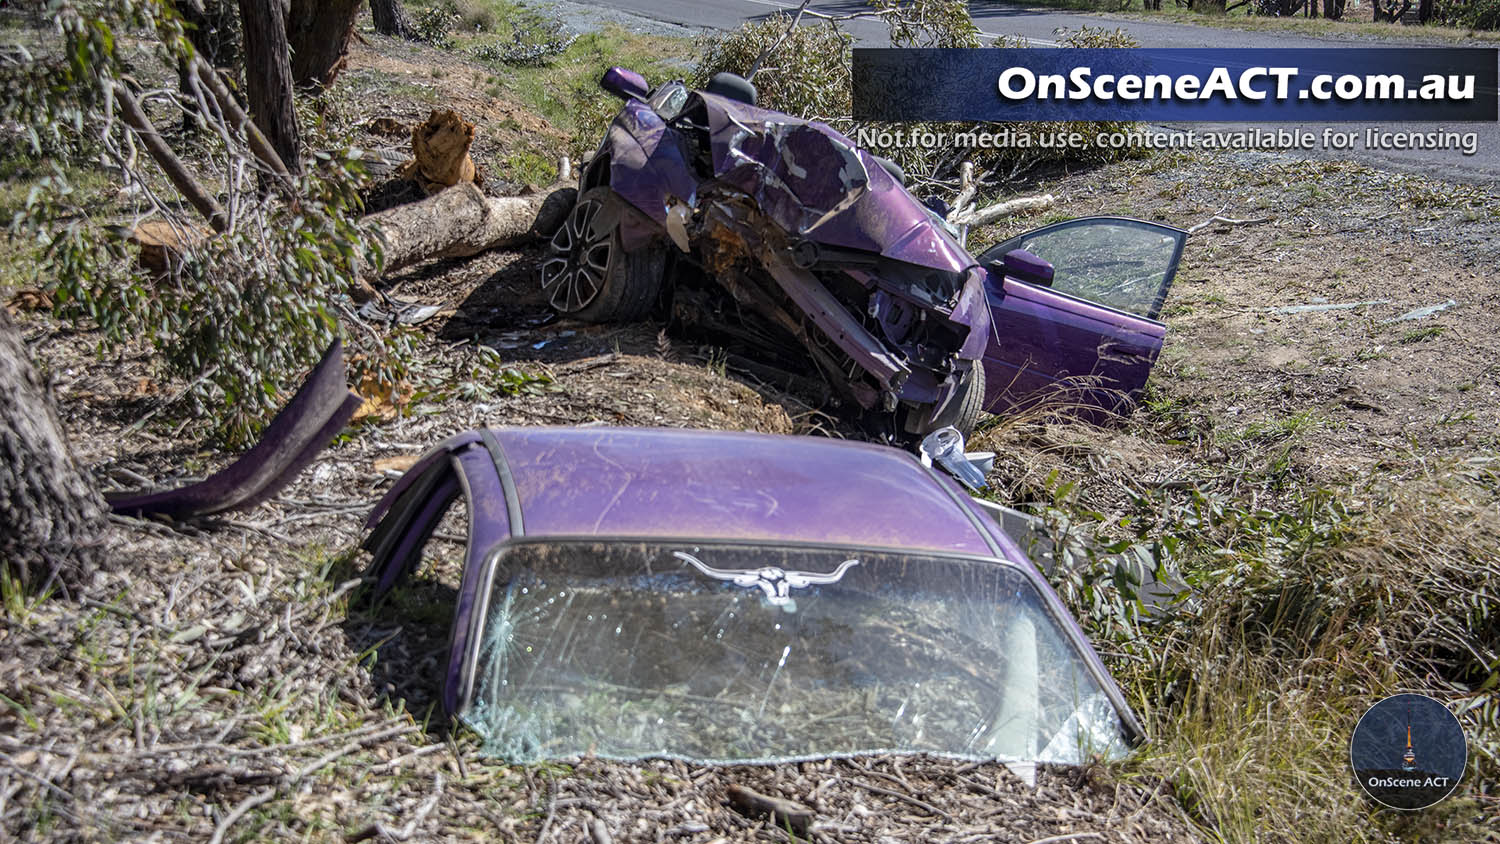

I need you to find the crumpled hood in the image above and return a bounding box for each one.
[701,92,975,276]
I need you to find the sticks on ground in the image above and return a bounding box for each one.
[1187,214,1272,235]
[726,783,815,836]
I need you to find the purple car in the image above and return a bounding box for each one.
[542,68,1186,438]
[363,426,1144,765]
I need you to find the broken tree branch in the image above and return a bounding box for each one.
[747,0,814,81]
[947,161,977,224]
[191,57,295,186]
[1187,214,1272,235]
[951,193,1054,228]
[112,82,228,233]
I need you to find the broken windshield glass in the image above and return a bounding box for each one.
[460,540,1130,766]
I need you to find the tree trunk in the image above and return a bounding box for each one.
[285,0,364,88]
[364,182,575,274]
[237,0,302,175]
[371,0,415,38]
[173,0,242,130]
[0,310,107,597]
[1417,0,1433,22]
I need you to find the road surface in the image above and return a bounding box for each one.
[547,0,1500,180]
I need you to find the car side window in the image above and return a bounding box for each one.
[983,219,1186,321]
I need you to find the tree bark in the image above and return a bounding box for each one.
[0,309,107,597]
[364,181,574,275]
[370,0,415,38]
[285,0,364,88]
[237,0,302,175]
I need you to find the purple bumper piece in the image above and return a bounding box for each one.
[108,340,360,520]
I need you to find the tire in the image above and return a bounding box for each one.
[540,187,665,323]
[928,363,987,440]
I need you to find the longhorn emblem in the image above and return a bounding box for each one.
[672,551,860,606]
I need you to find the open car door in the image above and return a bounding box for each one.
[974,217,1186,416]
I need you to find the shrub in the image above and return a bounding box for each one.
[1459,0,1500,28]
[413,2,459,48]
[693,5,1141,185]
[1040,459,1500,839]
[469,9,577,67]
[692,15,853,121]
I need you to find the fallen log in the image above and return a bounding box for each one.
[363,181,575,275]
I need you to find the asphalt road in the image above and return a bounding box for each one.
[555,0,1500,180]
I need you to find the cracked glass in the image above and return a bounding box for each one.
[462,541,1129,765]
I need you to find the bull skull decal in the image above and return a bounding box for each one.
[672,551,860,606]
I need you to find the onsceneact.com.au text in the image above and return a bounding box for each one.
[996,67,1477,102]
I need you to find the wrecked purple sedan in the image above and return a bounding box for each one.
[364,426,1143,765]
[542,68,1186,438]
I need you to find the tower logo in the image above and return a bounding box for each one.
[1350,693,1466,810]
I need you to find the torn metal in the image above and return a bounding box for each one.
[557,70,1191,437]
[108,339,360,519]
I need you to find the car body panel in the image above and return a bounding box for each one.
[587,75,987,433]
[694,91,974,275]
[976,217,1186,413]
[362,426,1144,751]
[108,339,361,519]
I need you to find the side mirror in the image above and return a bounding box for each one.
[601,67,649,101]
[1000,248,1053,288]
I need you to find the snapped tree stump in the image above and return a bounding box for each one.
[399,109,483,194]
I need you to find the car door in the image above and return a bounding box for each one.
[974,217,1187,416]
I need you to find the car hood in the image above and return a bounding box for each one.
[700,92,976,276]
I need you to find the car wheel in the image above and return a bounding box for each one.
[928,363,986,439]
[540,187,664,322]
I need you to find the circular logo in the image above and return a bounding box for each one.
[1350,693,1466,810]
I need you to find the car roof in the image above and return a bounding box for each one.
[490,426,998,557]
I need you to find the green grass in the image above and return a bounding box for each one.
[1400,324,1446,343]
[407,0,691,165]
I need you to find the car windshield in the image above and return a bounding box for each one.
[461,540,1131,765]
[981,219,1185,320]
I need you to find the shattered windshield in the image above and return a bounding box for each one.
[462,541,1130,765]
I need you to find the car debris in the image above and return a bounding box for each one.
[108,340,360,519]
[545,68,1187,439]
[362,426,1143,767]
[919,426,990,491]
[1382,299,1457,323]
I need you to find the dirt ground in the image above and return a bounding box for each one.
[968,151,1500,511]
[6,23,1499,844]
